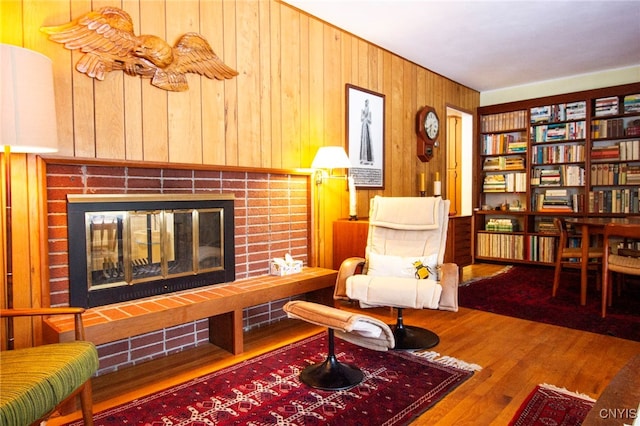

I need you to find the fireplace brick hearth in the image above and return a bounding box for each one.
[45,161,311,374]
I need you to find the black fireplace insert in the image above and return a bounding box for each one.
[67,194,235,308]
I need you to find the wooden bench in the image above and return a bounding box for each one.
[43,267,337,355]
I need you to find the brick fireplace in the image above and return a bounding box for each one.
[45,160,311,374]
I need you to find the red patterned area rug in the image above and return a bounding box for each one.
[67,333,480,425]
[459,265,640,342]
[509,384,595,426]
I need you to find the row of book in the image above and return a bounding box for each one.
[532,189,581,212]
[531,121,586,142]
[485,218,519,232]
[477,233,563,264]
[591,163,640,186]
[594,96,620,116]
[482,173,528,192]
[481,133,526,155]
[530,102,586,123]
[595,94,640,116]
[592,118,628,138]
[481,110,528,133]
[536,219,558,233]
[531,165,585,186]
[483,156,525,171]
[528,236,556,263]
[588,189,640,214]
[609,139,640,161]
[483,95,639,134]
[624,94,640,113]
[591,144,620,161]
[531,143,585,164]
[476,233,525,260]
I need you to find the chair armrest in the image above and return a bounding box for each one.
[438,263,459,312]
[334,257,366,300]
[1,307,87,341]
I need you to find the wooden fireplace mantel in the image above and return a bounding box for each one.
[43,267,337,355]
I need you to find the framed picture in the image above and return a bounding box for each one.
[346,84,385,188]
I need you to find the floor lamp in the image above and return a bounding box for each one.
[1,44,59,349]
[311,146,351,267]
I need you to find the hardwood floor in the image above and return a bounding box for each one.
[49,264,640,425]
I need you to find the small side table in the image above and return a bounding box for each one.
[333,218,369,269]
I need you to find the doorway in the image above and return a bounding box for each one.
[445,107,473,216]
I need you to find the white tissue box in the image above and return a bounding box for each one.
[270,259,303,276]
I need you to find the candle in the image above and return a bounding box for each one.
[419,173,426,192]
[348,176,357,217]
[433,181,442,196]
[435,171,440,181]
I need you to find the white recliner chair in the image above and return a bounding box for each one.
[334,196,459,349]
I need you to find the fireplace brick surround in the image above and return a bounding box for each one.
[45,161,312,374]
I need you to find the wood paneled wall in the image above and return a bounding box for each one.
[1,0,479,319]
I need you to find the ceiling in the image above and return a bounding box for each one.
[282,1,640,93]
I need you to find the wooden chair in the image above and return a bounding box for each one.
[0,308,99,425]
[601,223,640,318]
[552,217,603,302]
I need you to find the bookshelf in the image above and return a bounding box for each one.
[475,82,640,266]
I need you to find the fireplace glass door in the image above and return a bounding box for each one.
[86,208,225,292]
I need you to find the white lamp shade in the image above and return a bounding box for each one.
[311,146,351,169]
[1,44,58,153]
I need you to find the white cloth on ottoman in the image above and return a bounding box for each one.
[283,300,395,351]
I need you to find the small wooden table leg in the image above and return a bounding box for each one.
[209,308,243,354]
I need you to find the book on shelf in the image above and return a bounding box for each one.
[627,119,640,136]
[538,169,561,186]
[476,233,524,260]
[507,140,527,153]
[530,106,551,123]
[561,165,585,186]
[481,110,527,133]
[483,174,506,192]
[565,101,586,120]
[483,156,525,171]
[591,163,640,185]
[626,165,640,184]
[529,235,556,263]
[481,133,525,155]
[595,96,619,116]
[588,188,640,214]
[483,173,527,192]
[617,140,639,161]
[536,218,557,233]
[623,94,640,113]
[533,188,581,212]
[485,218,519,232]
[591,144,620,161]
[532,122,586,142]
[532,144,584,164]
[530,102,586,124]
[591,118,625,138]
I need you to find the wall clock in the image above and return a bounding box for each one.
[416,105,439,162]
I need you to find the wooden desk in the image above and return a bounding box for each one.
[566,217,640,305]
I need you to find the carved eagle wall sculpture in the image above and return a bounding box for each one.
[41,6,238,91]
